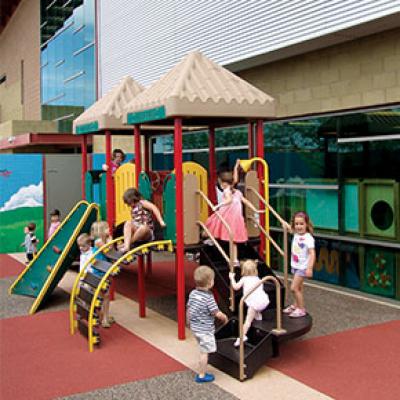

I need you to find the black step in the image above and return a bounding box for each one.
[91,259,112,274]
[78,319,100,344]
[77,284,97,305]
[76,297,101,313]
[82,271,103,288]
[252,310,313,342]
[103,248,125,262]
[76,303,99,323]
[210,318,274,380]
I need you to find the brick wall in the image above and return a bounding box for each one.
[0,0,40,123]
[239,28,400,118]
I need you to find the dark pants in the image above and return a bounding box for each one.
[26,253,34,263]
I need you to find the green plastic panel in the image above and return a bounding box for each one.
[163,174,177,244]
[138,172,152,201]
[343,181,360,233]
[361,180,399,240]
[99,174,107,221]
[11,202,98,308]
[127,106,166,124]
[362,247,396,298]
[306,182,338,231]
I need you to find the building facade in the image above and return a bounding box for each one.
[1,0,400,299]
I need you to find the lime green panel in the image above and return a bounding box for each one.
[163,174,176,244]
[343,181,360,233]
[100,174,107,221]
[85,172,94,203]
[138,172,152,201]
[11,203,97,306]
[127,106,166,124]
[275,190,306,223]
[362,180,398,239]
[306,189,338,231]
[361,247,396,298]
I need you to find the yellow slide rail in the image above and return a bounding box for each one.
[28,203,99,314]
[114,163,136,227]
[70,238,173,352]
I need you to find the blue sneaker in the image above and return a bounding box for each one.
[195,373,215,383]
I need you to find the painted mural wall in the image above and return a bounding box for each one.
[0,155,44,253]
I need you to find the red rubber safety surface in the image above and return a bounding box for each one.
[0,254,25,278]
[0,310,186,400]
[269,319,400,400]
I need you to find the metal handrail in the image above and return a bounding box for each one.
[238,275,286,381]
[197,190,235,311]
[246,187,290,302]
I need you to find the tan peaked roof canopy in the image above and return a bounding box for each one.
[123,51,276,126]
[73,76,144,134]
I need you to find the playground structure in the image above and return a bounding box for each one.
[10,51,312,380]
[70,51,313,379]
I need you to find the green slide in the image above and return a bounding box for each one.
[9,200,99,314]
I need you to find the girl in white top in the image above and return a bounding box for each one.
[229,259,270,347]
[283,211,316,318]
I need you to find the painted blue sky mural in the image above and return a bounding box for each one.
[0,154,43,209]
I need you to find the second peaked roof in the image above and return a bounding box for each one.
[123,51,276,126]
[73,76,144,134]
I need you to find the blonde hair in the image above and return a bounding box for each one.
[194,265,215,288]
[90,221,111,247]
[77,233,91,247]
[241,259,258,276]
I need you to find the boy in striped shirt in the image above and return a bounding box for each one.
[187,265,228,383]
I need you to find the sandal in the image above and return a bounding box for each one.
[283,304,296,314]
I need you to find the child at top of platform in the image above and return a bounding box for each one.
[21,222,39,264]
[90,220,114,328]
[229,259,270,347]
[205,172,264,266]
[102,148,126,174]
[48,209,61,238]
[120,188,166,253]
[187,265,228,383]
[215,159,240,204]
[283,211,315,318]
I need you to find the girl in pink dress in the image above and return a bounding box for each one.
[205,173,264,266]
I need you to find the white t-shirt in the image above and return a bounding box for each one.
[79,248,94,272]
[236,276,270,311]
[291,233,315,270]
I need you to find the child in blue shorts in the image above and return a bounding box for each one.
[187,266,228,383]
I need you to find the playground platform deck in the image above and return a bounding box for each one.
[1,253,400,400]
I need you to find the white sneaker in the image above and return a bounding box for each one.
[255,311,263,321]
[203,239,214,246]
[233,336,248,347]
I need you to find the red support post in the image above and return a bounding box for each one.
[144,136,150,172]
[208,126,217,204]
[134,125,141,187]
[105,131,116,301]
[105,131,114,228]
[138,256,146,317]
[174,117,185,340]
[81,135,88,199]
[256,119,266,261]
[248,122,254,159]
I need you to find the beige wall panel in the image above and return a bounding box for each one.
[0,0,40,122]
[239,28,400,118]
[93,135,136,154]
